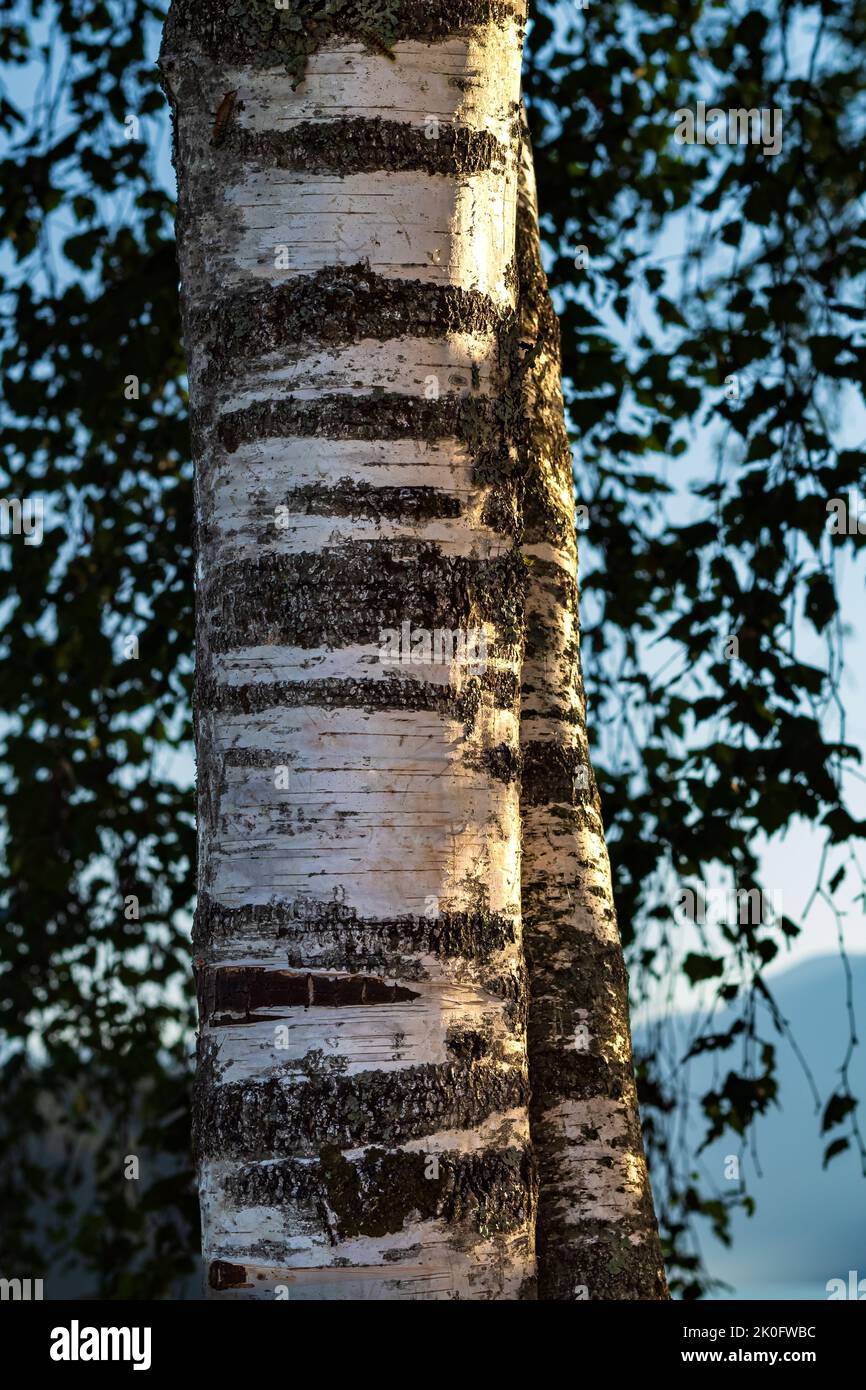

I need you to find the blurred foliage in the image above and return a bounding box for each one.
[0,0,195,1296]
[0,0,864,1299]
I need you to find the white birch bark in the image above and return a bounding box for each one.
[161,0,536,1300]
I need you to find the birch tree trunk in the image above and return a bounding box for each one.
[515,118,668,1300]
[161,0,538,1300]
[162,0,668,1302]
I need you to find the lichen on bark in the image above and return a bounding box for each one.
[166,0,522,85]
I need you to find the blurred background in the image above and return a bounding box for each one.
[0,0,864,1298]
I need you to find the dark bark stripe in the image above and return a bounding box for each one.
[195,1052,531,1158]
[226,119,509,177]
[520,740,596,808]
[201,544,526,650]
[252,482,464,522]
[535,1220,669,1303]
[194,894,521,967]
[528,1046,631,1110]
[524,934,634,1099]
[193,266,514,378]
[166,0,525,76]
[221,741,520,785]
[480,743,522,784]
[220,1143,536,1240]
[199,966,421,1024]
[218,392,494,453]
[201,670,519,718]
[202,477,517,550]
[214,389,518,488]
[218,748,291,769]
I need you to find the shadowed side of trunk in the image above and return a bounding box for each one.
[515,112,668,1301]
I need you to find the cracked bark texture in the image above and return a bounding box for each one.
[161,0,537,1299]
[515,116,668,1300]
